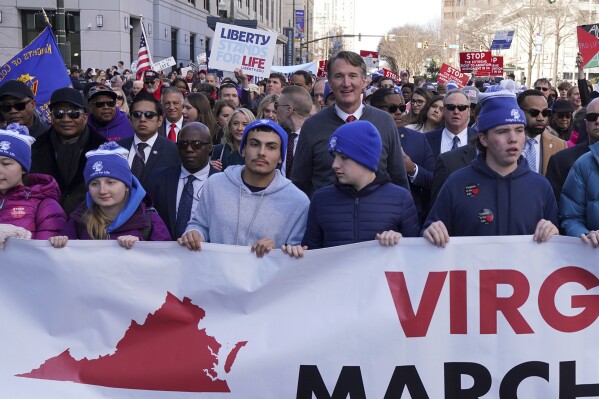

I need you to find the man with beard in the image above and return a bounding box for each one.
[31,88,107,214]
[517,90,567,175]
[146,122,217,239]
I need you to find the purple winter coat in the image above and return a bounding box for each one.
[87,108,135,142]
[0,173,67,239]
[63,197,172,241]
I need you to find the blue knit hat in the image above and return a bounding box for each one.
[239,119,289,163]
[477,92,526,133]
[328,120,382,172]
[0,123,35,172]
[84,142,133,189]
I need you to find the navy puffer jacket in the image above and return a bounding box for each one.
[302,176,419,249]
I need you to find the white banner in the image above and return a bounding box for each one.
[1,236,598,398]
[271,61,318,75]
[152,57,176,72]
[209,22,277,78]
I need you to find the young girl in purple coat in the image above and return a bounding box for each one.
[0,123,66,246]
[50,142,171,249]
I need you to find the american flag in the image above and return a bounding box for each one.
[135,29,152,80]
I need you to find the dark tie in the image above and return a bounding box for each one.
[175,175,196,238]
[346,115,357,123]
[168,123,177,142]
[131,142,148,179]
[286,132,298,177]
[451,136,460,150]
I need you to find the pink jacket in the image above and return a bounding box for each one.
[0,174,67,239]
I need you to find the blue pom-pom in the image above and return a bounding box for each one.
[97,141,122,151]
[6,123,30,136]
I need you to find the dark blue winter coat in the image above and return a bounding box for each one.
[422,153,558,236]
[301,177,419,249]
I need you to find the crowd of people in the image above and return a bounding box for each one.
[1,50,599,255]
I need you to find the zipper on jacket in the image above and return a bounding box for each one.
[354,197,359,243]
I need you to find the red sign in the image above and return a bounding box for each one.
[577,24,599,68]
[488,56,503,76]
[360,50,379,69]
[317,60,327,78]
[381,68,398,80]
[459,51,492,73]
[437,64,469,88]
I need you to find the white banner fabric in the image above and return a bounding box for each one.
[0,236,598,398]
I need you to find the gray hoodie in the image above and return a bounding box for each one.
[185,165,309,246]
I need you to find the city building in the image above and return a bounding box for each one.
[312,0,356,61]
[441,0,599,85]
[0,0,290,70]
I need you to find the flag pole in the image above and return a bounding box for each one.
[139,16,154,67]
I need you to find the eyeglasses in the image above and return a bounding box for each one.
[445,104,469,112]
[92,100,116,108]
[535,86,549,92]
[274,102,292,110]
[524,108,551,118]
[1,99,32,112]
[555,112,572,119]
[386,104,406,113]
[411,98,425,105]
[131,110,159,119]
[176,140,212,150]
[585,113,599,122]
[52,109,84,119]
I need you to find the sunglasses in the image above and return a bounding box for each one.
[131,110,159,119]
[386,104,406,113]
[52,109,84,119]
[585,113,599,122]
[92,100,116,108]
[555,112,572,119]
[116,95,124,101]
[445,104,469,112]
[1,99,31,112]
[380,84,395,89]
[144,79,157,84]
[176,140,211,150]
[411,98,425,105]
[535,86,549,92]
[524,108,551,118]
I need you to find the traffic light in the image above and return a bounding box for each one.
[358,33,362,41]
[424,41,429,49]
[479,44,483,51]
[443,42,448,50]
[462,43,467,51]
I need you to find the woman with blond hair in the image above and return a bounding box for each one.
[210,108,255,172]
[257,94,279,121]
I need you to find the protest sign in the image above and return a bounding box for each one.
[1,237,598,398]
[577,23,599,69]
[380,68,398,80]
[151,56,176,72]
[437,63,469,88]
[460,51,492,73]
[360,50,379,69]
[209,22,277,78]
